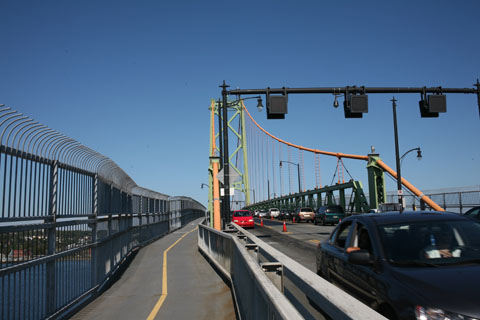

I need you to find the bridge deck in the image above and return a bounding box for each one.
[72,218,236,320]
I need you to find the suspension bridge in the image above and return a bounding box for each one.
[0,79,479,319]
[206,98,446,231]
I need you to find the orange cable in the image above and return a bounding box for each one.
[242,101,369,161]
[375,159,444,212]
[241,101,444,211]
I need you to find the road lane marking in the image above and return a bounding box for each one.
[309,239,320,244]
[146,226,198,320]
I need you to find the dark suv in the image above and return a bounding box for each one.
[314,205,345,226]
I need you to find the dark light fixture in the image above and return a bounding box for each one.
[400,147,423,166]
[257,97,263,112]
[416,148,422,160]
[333,94,340,108]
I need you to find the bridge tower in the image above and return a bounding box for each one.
[367,154,387,210]
[208,99,251,218]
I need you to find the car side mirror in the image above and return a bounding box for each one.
[347,249,373,266]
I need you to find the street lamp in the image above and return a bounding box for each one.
[279,160,301,193]
[201,183,209,189]
[235,95,264,112]
[400,147,422,166]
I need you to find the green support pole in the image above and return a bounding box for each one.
[353,180,370,213]
[327,191,334,205]
[308,194,313,209]
[339,189,346,210]
[240,103,251,205]
[367,155,386,210]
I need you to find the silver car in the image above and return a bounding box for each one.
[269,208,280,219]
[258,209,269,218]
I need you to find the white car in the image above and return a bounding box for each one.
[269,208,280,218]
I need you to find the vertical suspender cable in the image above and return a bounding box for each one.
[272,139,276,198]
[300,149,305,192]
[265,135,268,200]
[279,143,283,197]
[287,147,292,194]
[261,132,265,201]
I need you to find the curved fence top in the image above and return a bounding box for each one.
[169,196,206,211]
[0,106,169,200]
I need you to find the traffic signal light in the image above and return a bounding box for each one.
[419,94,446,118]
[344,94,368,118]
[267,94,288,119]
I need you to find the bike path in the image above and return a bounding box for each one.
[72,218,236,320]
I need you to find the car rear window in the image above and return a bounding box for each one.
[326,206,344,213]
[301,208,313,212]
[233,211,251,217]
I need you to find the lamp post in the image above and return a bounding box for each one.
[391,97,404,211]
[200,183,209,189]
[279,160,301,194]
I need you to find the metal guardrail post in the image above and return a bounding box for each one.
[260,262,284,292]
[91,174,99,287]
[459,192,463,213]
[108,184,113,272]
[46,160,58,316]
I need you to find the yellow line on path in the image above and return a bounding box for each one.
[146,226,198,320]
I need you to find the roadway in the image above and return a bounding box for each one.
[72,218,236,320]
[249,218,335,272]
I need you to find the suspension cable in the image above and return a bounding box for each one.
[242,102,368,161]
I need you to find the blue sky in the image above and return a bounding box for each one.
[1,0,479,207]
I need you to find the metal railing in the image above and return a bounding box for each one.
[198,221,385,320]
[385,187,480,213]
[330,186,480,213]
[0,107,205,319]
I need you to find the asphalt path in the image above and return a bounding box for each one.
[249,218,336,272]
[72,218,235,320]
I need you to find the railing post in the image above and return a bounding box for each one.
[91,174,98,287]
[46,160,58,316]
[108,184,113,268]
[459,192,463,214]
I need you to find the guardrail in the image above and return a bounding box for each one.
[198,221,385,320]
[0,106,205,319]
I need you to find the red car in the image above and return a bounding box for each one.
[232,210,254,228]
